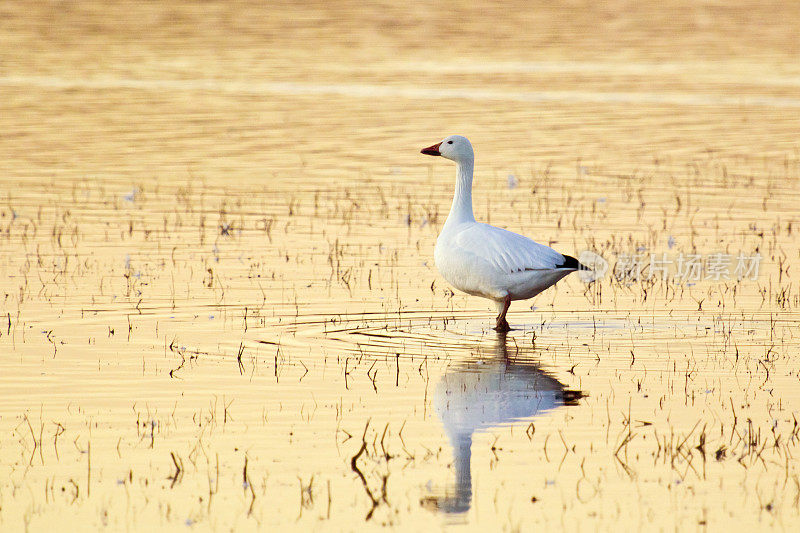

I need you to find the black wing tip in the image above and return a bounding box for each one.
[557,254,588,271]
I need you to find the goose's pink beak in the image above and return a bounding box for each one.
[421,142,441,156]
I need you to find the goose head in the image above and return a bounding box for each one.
[421,135,474,163]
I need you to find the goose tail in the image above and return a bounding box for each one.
[556,254,589,271]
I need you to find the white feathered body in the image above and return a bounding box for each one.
[435,222,573,303]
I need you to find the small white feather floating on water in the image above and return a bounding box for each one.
[421,135,585,331]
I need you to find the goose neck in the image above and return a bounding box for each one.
[445,159,475,228]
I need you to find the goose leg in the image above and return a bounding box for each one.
[494,296,511,332]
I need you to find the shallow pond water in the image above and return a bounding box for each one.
[1,1,800,530]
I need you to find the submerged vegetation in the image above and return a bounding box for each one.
[1,146,798,529]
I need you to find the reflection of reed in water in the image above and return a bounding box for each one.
[424,331,583,514]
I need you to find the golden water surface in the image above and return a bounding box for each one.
[1,1,799,530]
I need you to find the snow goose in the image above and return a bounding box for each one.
[421,135,584,331]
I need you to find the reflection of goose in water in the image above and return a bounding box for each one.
[425,331,583,514]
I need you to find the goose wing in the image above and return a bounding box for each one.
[452,223,577,274]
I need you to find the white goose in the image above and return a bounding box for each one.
[421,135,583,331]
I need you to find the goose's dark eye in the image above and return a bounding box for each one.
[447,141,453,144]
